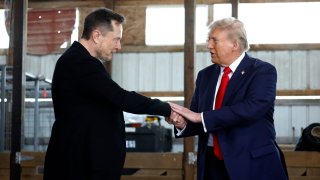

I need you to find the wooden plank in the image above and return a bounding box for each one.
[0,152,10,169]
[133,169,169,176]
[21,174,43,180]
[120,43,320,53]
[121,176,181,180]
[0,169,10,175]
[307,168,320,176]
[7,0,320,9]
[0,175,9,180]
[290,177,320,180]
[28,1,104,9]
[283,151,320,167]
[115,0,320,6]
[0,175,43,180]
[2,43,320,56]
[287,167,307,176]
[20,152,45,168]
[137,90,320,98]
[124,153,183,169]
[1,0,320,9]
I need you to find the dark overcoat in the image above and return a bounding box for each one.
[43,42,171,180]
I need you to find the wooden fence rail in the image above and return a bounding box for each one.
[0,151,319,180]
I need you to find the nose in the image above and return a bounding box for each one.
[115,41,122,51]
[207,41,213,49]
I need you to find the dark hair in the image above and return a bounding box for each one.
[81,8,125,40]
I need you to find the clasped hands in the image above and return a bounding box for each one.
[166,102,202,129]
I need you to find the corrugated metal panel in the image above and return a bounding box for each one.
[154,53,172,91]
[121,53,140,90]
[138,53,156,91]
[0,55,6,64]
[291,51,307,89]
[20,50,319,92]
[25,54,60,80]
[170,53,184,91]
[274,51,292,89]
[274,105,320,143]
[112,50,320,92]
[310,50,320,89]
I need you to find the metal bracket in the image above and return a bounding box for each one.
[188,152,197,165]
[15,152,21,164]
[15,152,34,164]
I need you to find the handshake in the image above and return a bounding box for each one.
[165,102,202,129]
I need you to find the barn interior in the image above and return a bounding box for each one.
[0,0,320,179]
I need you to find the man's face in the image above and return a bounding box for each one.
[207,28,235,66]
[96,20,123,62]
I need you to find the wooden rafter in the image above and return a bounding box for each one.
[1,0,320,9]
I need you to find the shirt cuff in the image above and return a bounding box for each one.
[176,125,186,136]
[201,112,207,132]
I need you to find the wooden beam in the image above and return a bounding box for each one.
[138,90,320,97]
[103,1,115,75]
[104,0,115,9]
[2,43,320,55]
[8,0,27,179]
[119,43,320,53]
[231,0,239,18]
[28,1,104,9]
[139,91,184,97]
[2,0,320,8]
[183,1,195,180]
[277,90,320,96]
[115,0,320,6]
[249,43,320,51]
[124,153,183,169]
[284,151,320,167]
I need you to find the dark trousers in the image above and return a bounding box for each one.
[204,147,230,180]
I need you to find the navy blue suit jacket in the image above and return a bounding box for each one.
[177,53,288,180]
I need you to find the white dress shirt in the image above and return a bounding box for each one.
[175,52,245,146]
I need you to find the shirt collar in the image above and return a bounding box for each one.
[220,52,245,73]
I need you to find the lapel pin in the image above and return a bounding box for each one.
[241,70,245,75]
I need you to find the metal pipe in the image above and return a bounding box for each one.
[0,65,6,151]
[34,77,40,151]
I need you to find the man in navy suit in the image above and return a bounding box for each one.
[169,17,288,180]
[44,8,173,180]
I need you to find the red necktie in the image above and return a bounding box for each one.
[213,67,231,160]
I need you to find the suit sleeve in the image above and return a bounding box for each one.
[175,70,208,137]
[73,60,171,117]
[203,62,277,132]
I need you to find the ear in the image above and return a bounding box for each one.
[232,40,240,51]
[91,30,100,44]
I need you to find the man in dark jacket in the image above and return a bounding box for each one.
[43,8,172,180]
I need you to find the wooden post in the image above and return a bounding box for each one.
[103,0,115,75]
[8,0,27,180]
[231,0,239,18]
[184,0,195,180]
[208,3,213,25]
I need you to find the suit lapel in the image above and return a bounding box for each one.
[204,65,220,110]
[223,54,255,105]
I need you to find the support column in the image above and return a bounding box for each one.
[184,0,195,179]
[8,0,27,180]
